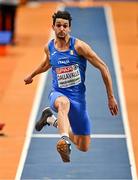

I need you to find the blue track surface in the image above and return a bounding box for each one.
[20,7,132,179]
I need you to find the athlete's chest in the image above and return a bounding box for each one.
[50,49,78,67]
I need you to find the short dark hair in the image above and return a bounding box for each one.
[52,10,72,27]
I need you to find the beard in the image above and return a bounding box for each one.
[58,36,65,40]
[57,32,66,39]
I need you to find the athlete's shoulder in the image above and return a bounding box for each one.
[47,39,54,48]
[44,39,54,53]
[74,38,91,55]
[75,38,89,47]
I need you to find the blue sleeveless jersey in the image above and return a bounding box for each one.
[48,36,87,102]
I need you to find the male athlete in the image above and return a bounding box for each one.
[24,11,118,163]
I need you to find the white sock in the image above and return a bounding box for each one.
[47,115,58,128]
[60,133,70,143]
[60,133,69,138]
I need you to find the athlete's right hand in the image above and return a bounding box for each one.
[24,75,33,85]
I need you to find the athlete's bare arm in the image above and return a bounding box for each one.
[24,44,51,85]
[75,39,118,116]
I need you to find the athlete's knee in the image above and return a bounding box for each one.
[55,96,70,112]
[76,136,91,152]
[77,144,90,152]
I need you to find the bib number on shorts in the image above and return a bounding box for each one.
[56,64,81,88]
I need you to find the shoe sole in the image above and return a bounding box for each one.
[56,139,70,163]
[35,107,51,131]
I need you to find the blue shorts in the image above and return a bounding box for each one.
[49,91,91,135]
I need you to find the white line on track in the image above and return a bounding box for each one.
[104,6,138,180]
[32,133,126,139]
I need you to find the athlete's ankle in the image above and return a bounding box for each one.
[53,119,58,128]
[61,134,70,143]
[47,115,58,128]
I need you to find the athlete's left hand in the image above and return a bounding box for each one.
[108,97,118,116]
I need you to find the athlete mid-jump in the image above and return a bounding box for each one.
[24,10,118,163]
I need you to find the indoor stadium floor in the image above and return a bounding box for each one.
[0,1,138,180]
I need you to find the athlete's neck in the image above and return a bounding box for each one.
[55,35,70,51]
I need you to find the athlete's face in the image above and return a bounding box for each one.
[52,18,71,39]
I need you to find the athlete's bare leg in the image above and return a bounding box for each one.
[69,131,91,152]
[54,96,91,152]
[54,96,70,135]
[54,96,71,162]
[35,96,90,162]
